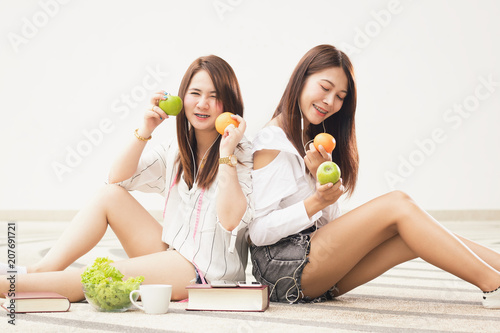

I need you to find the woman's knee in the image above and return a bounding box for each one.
[95,184,129,202]
[90,184,132,214]
[386,190,418,219]
[388,190,412,202]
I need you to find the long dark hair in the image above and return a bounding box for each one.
[175,55,244,189]
[273,44,359,195]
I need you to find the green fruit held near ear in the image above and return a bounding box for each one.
[316,161,341,185]
[159,94,183,116]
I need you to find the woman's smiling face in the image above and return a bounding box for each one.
[183,70,223,132]
[299,67,348,126]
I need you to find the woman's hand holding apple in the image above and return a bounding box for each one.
[304,178,344,218]
[316,178,344,205]
[304,142,331,180]
[137,91,170,139]
[219,114,245,157]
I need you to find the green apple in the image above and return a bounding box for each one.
[316,161,341,185]
[158,94,183,116]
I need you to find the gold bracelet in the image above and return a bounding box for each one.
[134,128,152,141]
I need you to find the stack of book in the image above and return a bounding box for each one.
[186,282,269,312]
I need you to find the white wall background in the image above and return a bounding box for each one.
[1,0,499,212]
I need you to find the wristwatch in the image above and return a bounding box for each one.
[219,155,238,167]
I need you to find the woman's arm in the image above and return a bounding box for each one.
[249,200,317,246]
[248,149,343,246]
[108,91,167,184]
[216,115,249,231]
[304,180,344,217]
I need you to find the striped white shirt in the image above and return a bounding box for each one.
[117,137,253,283]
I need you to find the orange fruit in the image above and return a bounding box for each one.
[215,112,239,135]
[313,133,336,153]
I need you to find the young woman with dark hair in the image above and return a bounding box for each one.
[0,55,253,302]
[248,44,500,308]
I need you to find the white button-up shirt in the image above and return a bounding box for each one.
[249,126,340,246]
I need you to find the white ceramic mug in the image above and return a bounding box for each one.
[129,284,172,314]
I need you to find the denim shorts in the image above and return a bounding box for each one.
[167,247,204,284]
[194,268,204,284]
[250,226,336,303]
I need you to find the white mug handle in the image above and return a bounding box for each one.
[129,290,144,311]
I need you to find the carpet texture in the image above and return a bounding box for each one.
[1,220,499,332]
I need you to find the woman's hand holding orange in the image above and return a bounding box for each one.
[219,114,245,157]
[304,142,331,180]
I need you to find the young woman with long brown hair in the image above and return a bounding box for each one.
[248,44,500,308]
[0,55,253,302]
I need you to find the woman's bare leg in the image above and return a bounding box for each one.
[301,191,500,298]
[332,235,417,296]
[327,233,500,296]
[30,185,167,273]
[454,234,500,271]
[3,251,195,302]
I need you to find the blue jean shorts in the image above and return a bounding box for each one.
[250,226,336,303]
[167,247,204,284]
